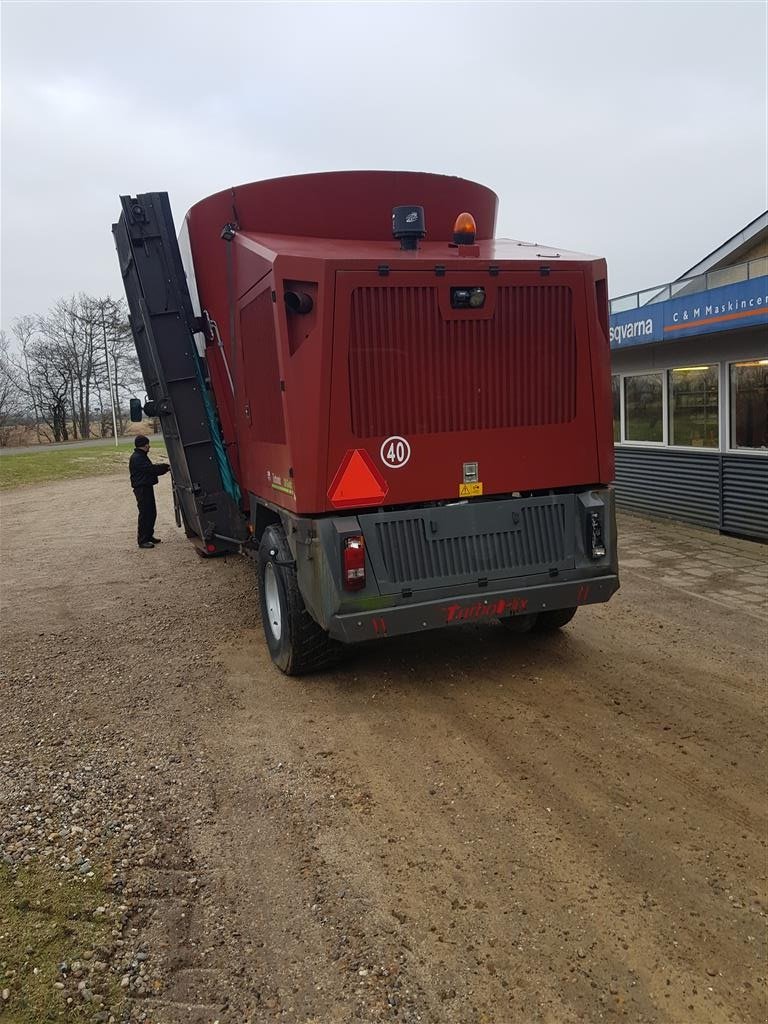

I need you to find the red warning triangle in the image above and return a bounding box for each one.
[328,449,389,509]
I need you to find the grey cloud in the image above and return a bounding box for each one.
[1,1,765,327]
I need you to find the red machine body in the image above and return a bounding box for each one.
[183,171,614,515]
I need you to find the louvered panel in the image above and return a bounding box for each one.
[614,448,767,540]
[722,455,768,539]
[348,285,576,437]
[369,500,570,588]
[613,448,721,529]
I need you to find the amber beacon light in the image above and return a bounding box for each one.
[453,212,477,245]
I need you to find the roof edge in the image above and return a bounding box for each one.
[676,210,768,280]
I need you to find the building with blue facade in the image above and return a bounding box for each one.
[609,212,767,540]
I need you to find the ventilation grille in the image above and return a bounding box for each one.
[348,285,576,437]
[374,503,568,585]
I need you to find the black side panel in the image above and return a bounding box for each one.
[613,447,721,530]
[614,447,767,540]
[112,193,247,550]
[722,454,768,540]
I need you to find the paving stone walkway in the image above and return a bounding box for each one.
[618,511,768,620]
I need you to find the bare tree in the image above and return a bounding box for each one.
[39,295,106,440]
[3,294,141,446]
[10,316,43,441]
[26,337,72,442]
[95,296,139,436]
[4,334,70,443]
[0,331,23,446]
[112,312,142,435]
[5,318,64,442]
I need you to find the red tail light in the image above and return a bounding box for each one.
[342,535,366,591]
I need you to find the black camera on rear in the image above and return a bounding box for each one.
[450,286,486,309]
[392,205,426,250]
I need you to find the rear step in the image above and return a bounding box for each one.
[112,193,247,552]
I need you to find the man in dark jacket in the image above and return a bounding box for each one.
[129,435,170,549]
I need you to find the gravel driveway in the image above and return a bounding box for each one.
[1,474,766,1024]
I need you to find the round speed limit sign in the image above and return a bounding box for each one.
[380,435,411,469]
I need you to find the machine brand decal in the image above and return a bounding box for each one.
[372,617,388,636]
[577,584,591,604]
[271,480,294,496]
[459,482,483,497]
[380,435,411,469]
[445,597,528,623]
[267,469,294,496]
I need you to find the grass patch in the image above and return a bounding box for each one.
[0,444,167,491]
[0,863,124,1023]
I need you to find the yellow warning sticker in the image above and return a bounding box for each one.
[459,482,483,498]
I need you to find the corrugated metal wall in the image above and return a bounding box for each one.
[722,455,768,539]
[614,449,721,529]
[614,448,767,539]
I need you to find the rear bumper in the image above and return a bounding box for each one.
[327,573,619,643]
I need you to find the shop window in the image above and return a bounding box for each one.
[730,360,768,450]
[611,375,620,442]
[668,366,719,448]
[624,373,663,443]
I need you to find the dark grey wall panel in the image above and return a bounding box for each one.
[615,448,768,540]
[722,455,768,539]
[614,448,721,529]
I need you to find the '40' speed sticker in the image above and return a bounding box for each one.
[380,435,411,469]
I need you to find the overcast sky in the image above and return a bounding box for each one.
[1,1,766,331]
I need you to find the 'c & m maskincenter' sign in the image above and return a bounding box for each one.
[609,275,768,349]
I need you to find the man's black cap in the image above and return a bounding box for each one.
[134,434,150,448]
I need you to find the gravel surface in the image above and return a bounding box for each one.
[1,474,766,1024]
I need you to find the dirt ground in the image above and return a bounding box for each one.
[1,474,766,1024]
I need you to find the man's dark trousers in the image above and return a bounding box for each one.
[134,486,157,545]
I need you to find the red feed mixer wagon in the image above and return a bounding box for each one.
[113,171,619,674]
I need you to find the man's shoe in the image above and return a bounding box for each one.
[150,537,162,544]
[138,541,155,549]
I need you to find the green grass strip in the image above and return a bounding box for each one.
[0,444,168,491]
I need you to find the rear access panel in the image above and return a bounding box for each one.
[359,495,576,595]
[327,269,600,509]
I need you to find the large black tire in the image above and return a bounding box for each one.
[534,606,577,632]
[257,524,344,676]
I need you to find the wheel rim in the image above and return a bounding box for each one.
[264,562,282,642]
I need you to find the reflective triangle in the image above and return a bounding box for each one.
[328,449,389,508]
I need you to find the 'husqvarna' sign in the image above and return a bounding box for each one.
[609,276,768,349]
[609,317,655,346]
